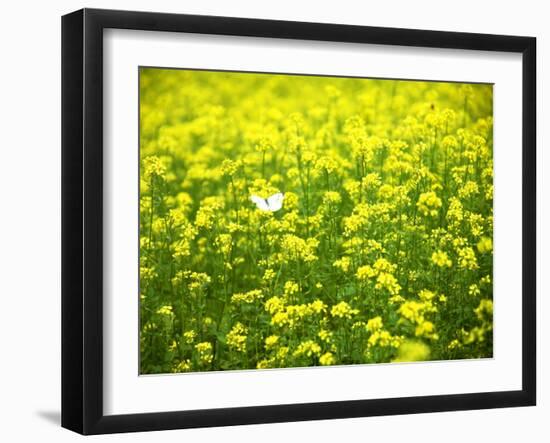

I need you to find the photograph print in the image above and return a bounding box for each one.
[138,68,494,375]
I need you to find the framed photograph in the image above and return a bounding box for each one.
[61,8,536,435]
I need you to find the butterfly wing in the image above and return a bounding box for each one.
[250,195,270,211]
[266,193,284,212]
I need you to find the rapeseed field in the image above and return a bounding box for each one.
[139,68,493,374]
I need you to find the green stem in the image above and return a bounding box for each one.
[148,176,155,251]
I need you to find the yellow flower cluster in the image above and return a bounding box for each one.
[330,301,360,319]
[368,329,402,348]
[264,335,279,349]
[183,330,196,344]
[319,352,336,366]
[156,305,174,316]
[231,289,264,304]
[293,340,322,358]
[280,235,319,263]
[417,191,442,217]
[431,250,452,268]
[143,155,166,180]
[226,323,248,352]
[392,340,431,362]
[398,292,440,340]
[270,299,328,328]
[366,316,383,332]
[477,237,493,254]
[194,342,213,365]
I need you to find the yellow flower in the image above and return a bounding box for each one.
[375,272,401,296]
[389,294,406,305]
[194,342,213,364]
[475,299,493,322]
[308,299,327,314]
[280,235,319,263]
[446,197,464,224]
[183,330,196,344]
[469,284,481,297]
[458,181,480,199]
[330,301,359,319]
[480,275,492,286]
[398,301,425,324]
[319,352,336,366]
[271,311,289,327]
[351,321,367,331]
[448,339,461,350]
[415,321,438,340]
[458,247,479,270]
[333,256,352,273]
[220,159,241,176]
[284,281,300,296]
[231,289,263,304]
[156,305,174,316]
[316,157,339,175]
[173,359,192,373]
[293,340,321,358]
[477,236,493,254]
[368,330,394,347]
[187,272,211,291]
[265,296,285,315]
[366,316,383,332]
[140,266,157,282]
[265,335,279,349]
[373,258,396,273]
[263,269,276,282]
[356,265,376,281]
[143,155,166,180]
[214,234,233,256]
[276,346,289,362]
[417,191,442,217]
[172,227,197,259]
[442,135,459,151]
[392,340,430,362]
[226,323,248,352]
[419,289,436,301]
[318,329,333,343]
[431,250,452,268]
[195,197,224,230]
[378,184,396,200]
[322,191,342,205]
[256,359,272,369]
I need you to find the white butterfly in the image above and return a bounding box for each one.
[250,193,284,212]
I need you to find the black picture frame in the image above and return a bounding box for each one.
[62,8,536,435]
